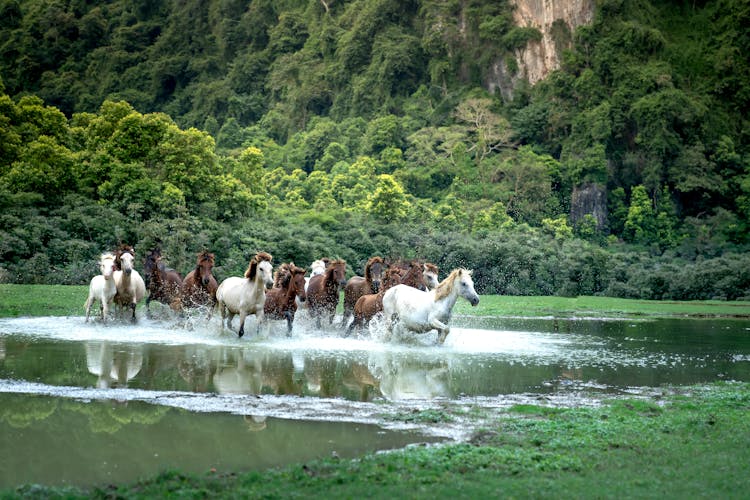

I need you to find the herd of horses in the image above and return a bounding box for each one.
[85,246,479,345]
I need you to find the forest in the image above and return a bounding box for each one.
[0,0,749,300]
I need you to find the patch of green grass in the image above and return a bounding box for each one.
[0,284,88,317]
[3,285,750,320]
[455,294,750,318]
[385,409,456,424]
[4,383,748,498]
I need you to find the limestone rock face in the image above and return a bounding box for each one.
[570,183,607,231]
[488,0,595,98]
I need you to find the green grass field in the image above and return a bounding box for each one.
[2,284,750,319]
[4,383,749,499]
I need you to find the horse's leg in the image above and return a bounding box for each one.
[284,311,293,337]
[85,296,94,323]
[255,310,264,336]
[130,301,137,323]
[237,311,247,338]
[430,319,450,345]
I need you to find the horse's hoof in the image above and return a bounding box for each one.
[238,329,244,338]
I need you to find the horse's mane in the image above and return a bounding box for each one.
[424,262,439,274]
[245,251,273,280]
[434,268,470,301]
[364,256,384,281]
[114,244,135,270]
[274,262,293,288]
[100,252,115,262]
[196,250,215,265]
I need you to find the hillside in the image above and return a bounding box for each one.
[0,0,748,299]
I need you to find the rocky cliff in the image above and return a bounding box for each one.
[488,0,595,99]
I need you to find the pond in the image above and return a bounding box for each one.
[1,311,750,487]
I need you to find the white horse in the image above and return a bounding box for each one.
[113,247,146,323]
[304,258,328,293]
[382,268,479,345]
[216,252,274,338]
[85,253,118,323]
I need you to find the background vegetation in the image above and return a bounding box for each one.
[1,0,749,300]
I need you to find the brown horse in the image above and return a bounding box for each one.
[143,248,183,312]
[179,251,218,310]
[391,259,426,291]
[423,262,439,290]
[263,263,307,336]
[306,258,347,328]
[346,267,403,336]
[342,256,385,329]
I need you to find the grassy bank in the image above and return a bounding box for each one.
[4,382,748,498]
[3,284,750,319]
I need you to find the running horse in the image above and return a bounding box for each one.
[143,247,183,312]
[345,266,403,336]
[306,258,347,329]
[391,259,426,291]
[216,251,274,338]
[263,263,307,336]
[382,268,479,345]
[179,250,218,310]
[342,256,384,329]
[113,245,146,322]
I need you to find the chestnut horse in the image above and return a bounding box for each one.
[306,258,347,328]
[143,248,183,311]
[346,267,403,336]
[342,256,385,329]
[179,251,218,310]
[391,260,426,291]
[263,263,307,336]
[423,262,439,290]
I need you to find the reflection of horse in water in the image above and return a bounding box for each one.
[367,352,450,400]
[383,268,479,345]
[212,347,300,396]
[85,341,143,389]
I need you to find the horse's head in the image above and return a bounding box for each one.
[246,252,274,289]
[456,269,480,306]
[196,251,215,286]
[365,256,385,293]
[423,263,439,290]
[99,253,116,280]
[310,258,328,277]
[382,267,403,291]
[328,259,347,287]
[290,265,307,302]
[118,249,135,275]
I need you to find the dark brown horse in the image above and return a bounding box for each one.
[306,258,347,328]
[346,266,403,336]
[143,248,183,311]
[391,259,426,291]
[342,256,385,329]
[263,263,307,336]
[179,250,218,310]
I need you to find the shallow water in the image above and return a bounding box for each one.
[1,311,749,487]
